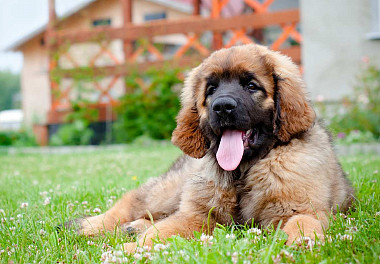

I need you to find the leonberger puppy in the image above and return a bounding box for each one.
[65,44,354,252]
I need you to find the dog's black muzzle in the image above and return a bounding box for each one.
[208,82,252,135]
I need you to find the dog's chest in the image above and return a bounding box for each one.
[234,158,285,225]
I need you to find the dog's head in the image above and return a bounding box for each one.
[172,44,315,171]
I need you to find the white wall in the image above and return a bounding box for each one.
[301,0,380,101]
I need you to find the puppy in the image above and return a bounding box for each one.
[64,44,354,252]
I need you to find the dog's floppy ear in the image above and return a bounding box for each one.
[172,66,209,158]
[267,52,315,142]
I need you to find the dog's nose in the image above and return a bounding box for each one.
[212,97,237,117]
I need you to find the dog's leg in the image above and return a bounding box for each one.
[123,212,207,253]
[64,156,191,235]
[123,176,238,253]
[282,213,328,245]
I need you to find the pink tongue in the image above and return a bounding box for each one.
[216,130,244,171]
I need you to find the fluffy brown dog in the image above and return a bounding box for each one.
[66,44,354,252]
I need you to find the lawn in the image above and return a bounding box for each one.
[0,144,379,263]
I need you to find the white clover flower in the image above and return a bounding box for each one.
[347,226,358,233]
[9,217,15,222]
[93,208,101,213]
[231,252,238,264]
[17,214,22,219]
[43,197,51,206]
[226,233,236,239]
[143,252,153,260]
[133,253,142,260]
[280,249,294,260]
[247,227,262,236]
[39,191,48,197]
[200,233,214,246]
[338,234,352,241]
[339,213,347,219]
[87,241,94,246]
[154,243,167,251]
[1,218,6,223]
[82,201,88,205]
[39,229,46,236]
[9,226,16,231]
[347,217,355,225]
[20,202,29,208]
[296,236,315,250]
[143,246,150,251]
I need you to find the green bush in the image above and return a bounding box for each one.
[50,102,99,146]
[0,132,12,146]
[113,68,182,143]
[330,63,380,141]
[0,130,37,146]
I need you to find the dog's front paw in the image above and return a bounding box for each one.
[120,218,152,234]
[56,217,85,234]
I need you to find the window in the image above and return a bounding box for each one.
[367,0,380,39]
[144,12,166,22]
[92,18,111,27]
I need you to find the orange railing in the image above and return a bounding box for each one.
[45,0,301,123]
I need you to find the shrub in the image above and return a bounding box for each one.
[0,132,12,146]
[329,63,380,141]
[50,101,99,146]
[113,68,182,143]
[0,130,37,146]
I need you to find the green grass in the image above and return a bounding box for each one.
[0,145,379,263]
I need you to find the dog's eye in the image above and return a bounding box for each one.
[247,81,259,92]
[206,85,217,96]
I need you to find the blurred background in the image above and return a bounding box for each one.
[0,0,379,147]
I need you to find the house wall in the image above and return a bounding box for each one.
[19,0,189,125]
[301,0,380,101]
[21,35,50,125]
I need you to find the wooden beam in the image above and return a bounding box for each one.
[47,105,118,124]
[121,0,132,23]
[121,0,133,61]
[47,0,57,32]
[33,124,49,146]
[193,0,201,15]
[46,0,59,114]
[51,46,300,79]
[49,10,300,45]
[52,55,205,79]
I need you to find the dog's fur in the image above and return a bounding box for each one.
[66,44,354,251]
